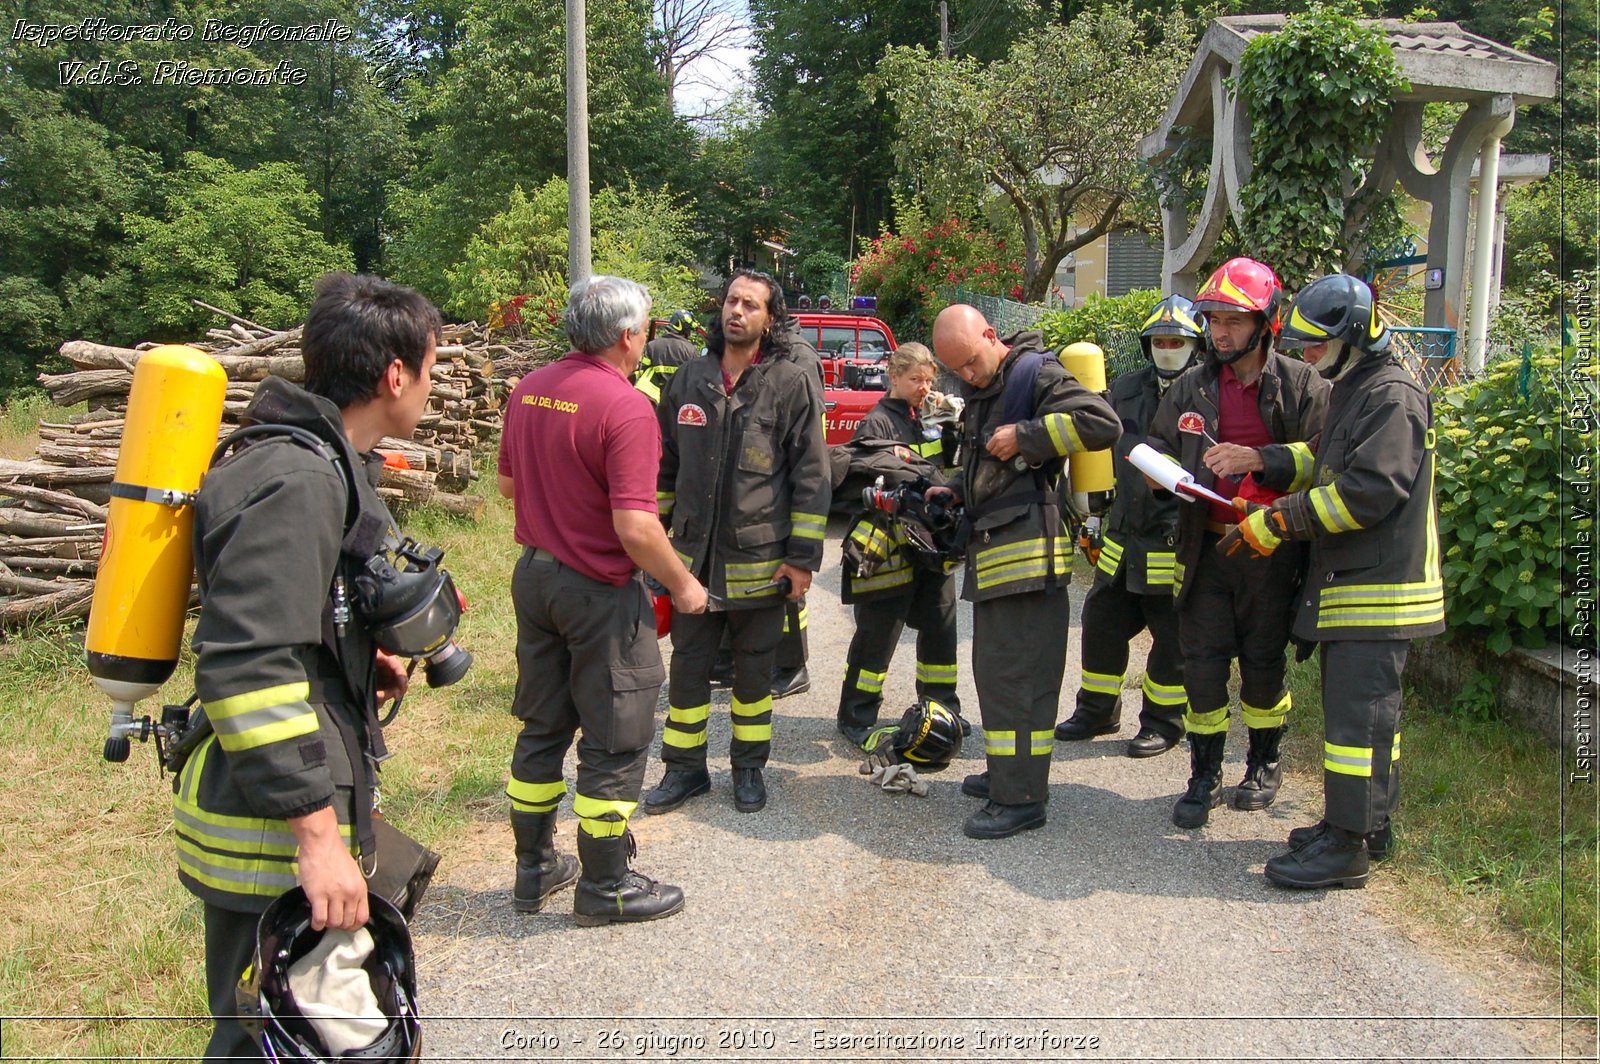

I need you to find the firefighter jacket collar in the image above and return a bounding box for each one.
[1148,350,1329,607]
[242,376,390,558]
[709,314,809,373]
[657,322,831,598]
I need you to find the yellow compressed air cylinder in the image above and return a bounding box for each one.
[87,345,227,741]
[1059,341,1114,493]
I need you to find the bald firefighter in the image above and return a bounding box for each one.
[930,303,1121,839]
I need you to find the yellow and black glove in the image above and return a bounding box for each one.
[1219,499,1288,558]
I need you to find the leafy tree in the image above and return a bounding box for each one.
[0,84,160,392]
[692,95,785,276]
[1232,3,1408,288]
[850,196,1023,334]
[265,0,412,271]
[388,0,693,303]
[874,3,1192,302]
[747,0,941,265]
[78,152,353,340]
[446,177,700,338]
[1501,169,1597,293]
[949,0,1048,60]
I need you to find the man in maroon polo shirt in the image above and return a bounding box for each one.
[497,275,707,925]
[1146,258,1329,830]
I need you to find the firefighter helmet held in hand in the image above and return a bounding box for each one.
[1278,273,1391,381]
[237,887,421,1062]
[1193,258,1283,364]
[1139,295,1203,379]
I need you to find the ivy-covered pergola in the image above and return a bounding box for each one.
[1138,15,1556,369]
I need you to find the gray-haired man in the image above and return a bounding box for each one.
[498,275,707,925]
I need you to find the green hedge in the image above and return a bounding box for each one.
[1038,289,1160,380]
[1433,346,1595,652]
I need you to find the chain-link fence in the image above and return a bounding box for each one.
[1100,328,1144,381]
[939,286,1047,337]
[1390,327,1458,390]
[1390,329,1557,391]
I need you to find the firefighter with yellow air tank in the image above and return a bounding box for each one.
[1217,273,1444,889]
[174,273,445,1058]
[1054,295,1204,759]
[929,303,1122,840]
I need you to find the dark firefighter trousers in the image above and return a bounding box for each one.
[663,604,786,769]
[973,584,1071,806]
[507,549,662,840]
[717,597,804,673]
[204,903,262,1059]
[777,597,807,671]
[1176,533,1300,738]
[838,570,961,731]
[1320,639,1406,834]
[1074,568,1186,742]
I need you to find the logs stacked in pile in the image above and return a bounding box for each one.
[0,323,519,628]
[38,325,499,513]
[435,321,564,387]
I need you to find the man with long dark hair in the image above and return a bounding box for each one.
[643,270,831,816]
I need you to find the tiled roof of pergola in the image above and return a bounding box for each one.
[1147,15,1557,140]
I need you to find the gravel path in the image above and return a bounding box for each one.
[414,525,1567,1062]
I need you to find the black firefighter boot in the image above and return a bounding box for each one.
[1233,725,1285,811]
[1172,731,1226,829]
[1287,819,1393,861]
[1265,823,1370,889]
[573,830,686,927]
[511,810,579,914]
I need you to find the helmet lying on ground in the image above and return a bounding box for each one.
[864,700,964,772]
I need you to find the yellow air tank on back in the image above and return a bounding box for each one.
[1058,341,1114,494]
[87,344,227,761]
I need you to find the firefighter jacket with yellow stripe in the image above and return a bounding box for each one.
[1257,356,1446,641]
[1097,365,1183,594]
[656,317,831,606]
[839,396,951,603]
[634,333,699,404]
[856,395,950,467]
[953,330,1122,603]
[1146,352,1330,608]
[175,377,394,912]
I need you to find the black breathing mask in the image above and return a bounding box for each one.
[351,537,472,688]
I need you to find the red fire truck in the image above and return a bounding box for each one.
[791,311,898,445]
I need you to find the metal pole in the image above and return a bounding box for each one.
[846,203,857,298]
[566,0,592,286]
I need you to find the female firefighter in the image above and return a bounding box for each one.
[836,342,968,747]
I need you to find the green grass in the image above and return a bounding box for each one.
[0,468,526,1058]
[1282,655,1598,1018]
